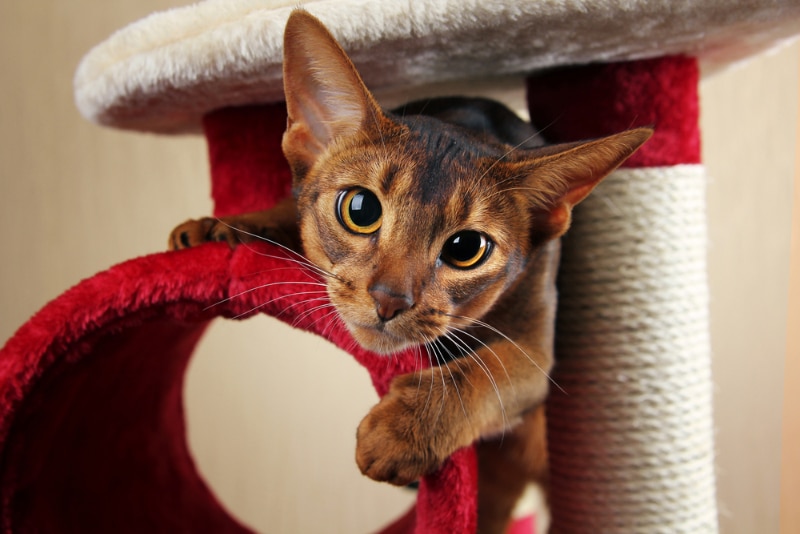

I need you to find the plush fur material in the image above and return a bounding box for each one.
[203,103,292,218]
[74,0,800,133]
[527,56,701,167]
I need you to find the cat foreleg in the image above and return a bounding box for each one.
[355,339,550,487]
[168,198,299,250]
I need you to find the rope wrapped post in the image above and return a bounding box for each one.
[528,58,718,532]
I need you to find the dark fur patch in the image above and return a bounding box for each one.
[313,211,354,265]
[380,163,401,194]
[411,130,465,205]
[448,270,505,306]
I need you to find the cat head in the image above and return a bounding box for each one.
[281,10,651,354]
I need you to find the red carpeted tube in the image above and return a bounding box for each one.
[0,102,479,533]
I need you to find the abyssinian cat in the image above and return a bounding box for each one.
[171,10,651,533]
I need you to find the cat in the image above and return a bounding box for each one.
[170,10,651,533]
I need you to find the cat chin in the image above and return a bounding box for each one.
[346,323,419,356]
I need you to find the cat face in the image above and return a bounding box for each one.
[281,10,652,355]
[294,117,535,353]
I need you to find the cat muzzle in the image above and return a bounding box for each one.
[368,286,414,322]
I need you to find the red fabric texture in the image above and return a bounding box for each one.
[205,104,293,218]
[527,56,700,167]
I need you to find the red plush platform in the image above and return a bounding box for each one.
[1,56,698,533]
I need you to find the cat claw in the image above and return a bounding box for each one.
[168,217,244,250]
[169,218,212,250]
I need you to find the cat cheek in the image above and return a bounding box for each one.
[452,276,508,317]
[455,295,493,320]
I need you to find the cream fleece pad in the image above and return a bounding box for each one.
[75,0,800,134]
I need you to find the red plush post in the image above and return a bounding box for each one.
[526,56,700,165]
[0,102,478,533]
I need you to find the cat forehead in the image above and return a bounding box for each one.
[397,113,512,161]
[374,151,522,242]
[376,116,517,204]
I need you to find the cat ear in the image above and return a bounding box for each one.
[517,127,653,243]
[281,10,384,176]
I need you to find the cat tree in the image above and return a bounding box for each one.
[2,1,800,532]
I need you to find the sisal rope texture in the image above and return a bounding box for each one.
[547,166,718,532]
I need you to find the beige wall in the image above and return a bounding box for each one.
[0,2,796,532]
[699,46,797,533]
[780,64,800,534]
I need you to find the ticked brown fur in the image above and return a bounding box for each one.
[170,10,651,533]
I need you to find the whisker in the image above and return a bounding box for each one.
[204,282,327,311]
[432,335,474,386]
[441,330,508,428]
[412,343,423,376]
[250,248,336,281]
[277,292,328,313]
[426,343,449,425]
[431,339,470,422]
[475,131,545,185]
[365,105,387,154]
[288,299,335,327]
[447,327,514,389]
[230,289,328,320]
[315,308,344,338]
[238,265,327,284]
[416,344,430,396]
[242,253,330,280]
[446,313,565,394]
[340,335,360,357]
[212,219,341,282]
[419,344,437,417]
[294,302,338,330]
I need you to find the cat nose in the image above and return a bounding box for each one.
[368,286,414,322]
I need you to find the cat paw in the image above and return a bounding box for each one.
[168,217,248,250]
[355,374,452,486]
[356,404,438,486]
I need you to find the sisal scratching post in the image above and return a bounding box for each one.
[550,167,715,531]
[529,58,717,532]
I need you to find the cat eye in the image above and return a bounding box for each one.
[337,188,382,234]
[441,231,492,269]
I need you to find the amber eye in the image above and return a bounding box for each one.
[441,231,492,269]
[336,188,382,234]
